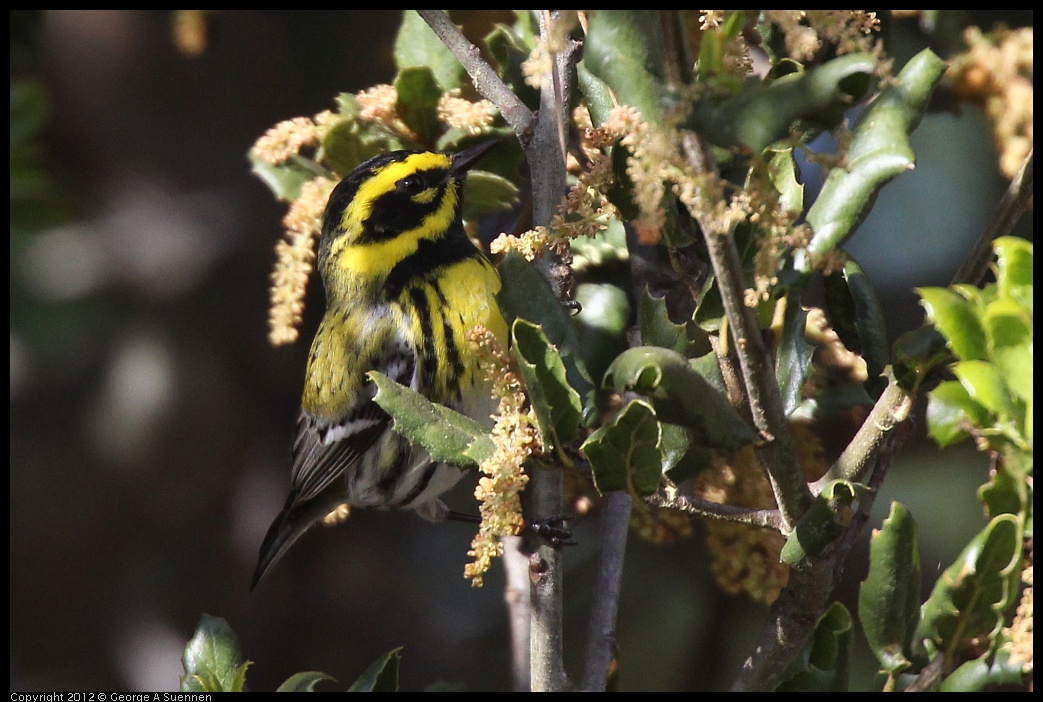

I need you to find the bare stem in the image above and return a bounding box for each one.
[949,149,1033,287]
[645,493,785,531]
[580,491,633,691]
[811,375,913,492]
[526,10,574,692]
[501,535,532,691]
[416,10,533,138]
[681,143,812,531]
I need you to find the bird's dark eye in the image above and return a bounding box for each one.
[399,174,425,194]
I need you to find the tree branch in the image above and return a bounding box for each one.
[580,491,632,691]
[949,148,1033,287]
[416,10,534,139]
[501,535,532,691]
[645,492,785,531]
[681,140,812,531]
[731,426,902,690]
[525,10,574,692]
[810,375,913,492]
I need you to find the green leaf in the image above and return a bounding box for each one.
[781,481,862,564]
[659,422,712,483]
[916,514,1023,650]
[249,153,326,202]
[368,371,495,467]
[573,282,631,385]
[180,614,251,693]
[917,287,989,362]
[582,10,667,124]
[576,60,619,127]
[775,295,815,416]
[687,52,875,153]
[822,256,890,397]
[511,318,583,452]
[859,502,921,675]
[776,602,853,691]
[983,298,1031,351]
[892,325,954,391]
[697,11,747,82]
[939,647,1027,692]
[978,453,1030,522]
[993,235,1033,304]
[581,399,663,496]
[952,360,1014,419]
[394,11,464,91]
[603,346,758,450]
[484,18,541,110]
[394,66,443,146]
[276,671,336,692]
[347,648,402,692]
[926,380,989,448]
[461,169,519,220]
[767,147,805,213]
[797,49,947,271]
[497,252,595,409]
[638,287,688,356]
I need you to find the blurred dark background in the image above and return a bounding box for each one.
[9,10,1032,692]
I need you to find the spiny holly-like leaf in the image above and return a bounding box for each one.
[781,481,863,564]
[776,295,816,416]
[497,252,595,411]
[581,399,662,496]
[993,235,1033,307]
[939,647,1027,692]
[394,11,464,91]
[581,9,668,124]
[917,287,989,362]
[859,502,922,676]
[394,66,443,146]
[916,514,1022,650]
[276,672,336,692]
[638,287,688,356]
[690,52,874,154]
[347,648,402,692]
[776,602,853,691]
[927,380,990,448]
[461,170,520,220]
[660,422,712,483]
[368,371,495,467]
[637,287,712,360]
[249,153,326,203]
[823,256,890,397]
[180,614,251,693]
[603,346,757,450]
[951,360,1014,420]
[512,318,582,452]
[797,49,946,271]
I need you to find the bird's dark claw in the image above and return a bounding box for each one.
[527,514,575,547]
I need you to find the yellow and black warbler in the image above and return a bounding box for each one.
[252,140,508,589]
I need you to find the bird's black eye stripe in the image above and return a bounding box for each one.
[399,174,426,194]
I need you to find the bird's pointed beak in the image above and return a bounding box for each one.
[449,139,499,176]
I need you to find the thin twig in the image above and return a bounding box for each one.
[501,535,532,691]
[416,10,533,139]
[949,149,1033,287]
[810,376,913,492]
[681,140,812,532]
[580,491,633,691]
[645,493,785,531]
